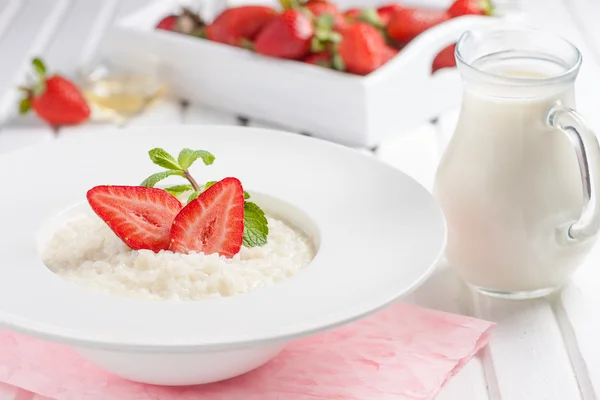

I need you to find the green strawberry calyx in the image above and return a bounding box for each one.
[279,0,302,10]
[480,0,495,15]
[18,57,48,115]
[309,14,345,71]
[356,8,385,30]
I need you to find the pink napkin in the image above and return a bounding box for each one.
[0,302,493,400]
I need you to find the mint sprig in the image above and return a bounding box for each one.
[141,147,269,247]
[142,148,214,200]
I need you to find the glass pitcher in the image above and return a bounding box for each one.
[434,28,600,299]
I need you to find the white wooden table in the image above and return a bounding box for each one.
[1,0,600,399]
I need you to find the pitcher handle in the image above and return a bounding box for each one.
[547,105,600,242]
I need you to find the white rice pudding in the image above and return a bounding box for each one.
[42,213,315,301]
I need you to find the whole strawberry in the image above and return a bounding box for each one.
[337,22,388,75]
[155,8,206,36]
[432,44,457,72]
[382,45,399,64]
[254,10,313,60]
[343,8,361,22]
[304,0,347,30]
[206,6,277,46]
[387,8,449,43]
[303,52,333,68]
[18,58,90,127]
[156,15,178,30]
[376,3,403,25]
[448,0,493,17]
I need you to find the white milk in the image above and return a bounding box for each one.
[434,59,596,296]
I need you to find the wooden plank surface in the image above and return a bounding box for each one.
[43,0,120,76]
[474,297,582,400]
[183,103,240,126]
[413,265,491,400]
[125,98,184,126]
[0,0,21,42]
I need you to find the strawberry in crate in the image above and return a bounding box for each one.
[156,7,207,36]
[154,0,494,75]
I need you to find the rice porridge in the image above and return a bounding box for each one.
[42,212,315,301]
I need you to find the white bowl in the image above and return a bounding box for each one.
[0,126,446,385]
[106,0,504,147]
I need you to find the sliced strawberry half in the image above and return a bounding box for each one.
[87,186,183,252]
[170,177,244,258]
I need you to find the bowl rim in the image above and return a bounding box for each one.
[0,126,446,351]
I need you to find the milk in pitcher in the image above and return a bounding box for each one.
[434,29,600,299]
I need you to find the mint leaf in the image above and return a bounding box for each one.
[244,191,250,200]
[149,148,182,170]
[178,149,215,170]
[203,181,217,191]
[187,191,201,204]
[140,170,183,187]
[243,202,268,247]
[164,184,194,195]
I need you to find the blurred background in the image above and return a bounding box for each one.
[0,0,599,159]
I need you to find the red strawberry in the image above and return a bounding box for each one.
[18,58,90,127]
[376,4,403,24]
[87,186,183,253]
[170,177,244,257]
[338,22,388,75]
[156,15,177,30]
[448,0,493,17]
[343,8,361,22]
[387,8,450,43]
[254,10,313,60]
[382,46,399,64]
[303,52,332,68]
[432,44,456,72]
[305,0,337,16]
[206,6,277,46]
[156,9,206,35]
[305,0,347,30]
